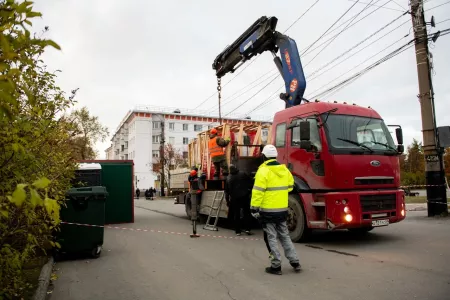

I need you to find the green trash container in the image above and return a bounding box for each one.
[58,186,108,258]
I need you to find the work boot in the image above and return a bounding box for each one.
[291,262,302,273]
[243,230,253,236]
[265,266,282,275]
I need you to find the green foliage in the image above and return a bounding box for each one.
[0,1,79,298]
[64,106,110,160]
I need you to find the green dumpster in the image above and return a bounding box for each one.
[58,186,108,258]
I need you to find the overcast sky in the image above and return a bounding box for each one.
[32,0,450,157]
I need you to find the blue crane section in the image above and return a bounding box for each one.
[212,16,307,108]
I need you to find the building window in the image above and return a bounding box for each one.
[183,124,188,131]
[183,151,188,159]
[275,123,286,147]
[169,122,175,131]
[121,145,124,151]
[169,137,175,144]
[152,150,159,158]
[194,124,202,132]
[124,154,128,160]
[125,141,128,149]
[183,137,189,145]
[152,121,160,129]
[152,135,160,143]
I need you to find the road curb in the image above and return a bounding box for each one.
[32,256,54,300]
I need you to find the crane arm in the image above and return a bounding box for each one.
[212,16,307,108]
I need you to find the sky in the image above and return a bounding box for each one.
[31,0,450,158]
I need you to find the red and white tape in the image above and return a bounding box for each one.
[400,184,448,188]
[60,221,262,241]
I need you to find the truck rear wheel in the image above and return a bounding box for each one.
[287,194,310,242]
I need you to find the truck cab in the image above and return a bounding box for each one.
[273,101,406,241]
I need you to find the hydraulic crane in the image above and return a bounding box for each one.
[212,16,307,108]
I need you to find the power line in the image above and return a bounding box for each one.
[245,12,410,115]
[307,14,410,81]
[301,1,361,55]
[347,0,406,12]
[283,0,321,33]
[302,0,397,56]
[304,0,377,67]
[307,34,410,98]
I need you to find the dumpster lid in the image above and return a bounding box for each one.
[77,163,102,170]
[66,186,109,197]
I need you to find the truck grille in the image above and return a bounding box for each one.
[360,194,396,212]
[354,177,394,185]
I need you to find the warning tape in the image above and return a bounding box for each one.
[400,184,448,188]
[60,221,262,241]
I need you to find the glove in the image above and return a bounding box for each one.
[251,209,260,219]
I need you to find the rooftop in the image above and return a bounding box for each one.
[114,104,273,134]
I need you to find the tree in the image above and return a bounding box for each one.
[0,1,78,297]
[65,106,109,159]
[152,144,188,193]
[444,147,450,185]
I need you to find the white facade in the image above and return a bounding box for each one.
[106,105,271,190]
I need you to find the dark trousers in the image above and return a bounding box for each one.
[231,197,251,234]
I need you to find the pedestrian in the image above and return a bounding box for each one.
[136,188,140,199]
[148,187,154,200]
[208,128,231,179]
[224,164,253,236]
[188,169,204,238]
[250,144,301,275]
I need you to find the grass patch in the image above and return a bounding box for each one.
[405,196,427,204]
[22,256,49,300]
[405,196,450,204]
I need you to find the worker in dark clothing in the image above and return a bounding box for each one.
[135,188,140,199]
[188,169,204,238]
[225,165,253,236]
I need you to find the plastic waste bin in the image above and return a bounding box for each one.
[57,186,108,258]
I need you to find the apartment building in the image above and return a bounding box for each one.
[106,105,271,190]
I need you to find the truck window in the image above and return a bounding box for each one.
[292,118,322,151]
[275,123,286,147]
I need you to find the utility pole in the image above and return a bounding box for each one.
[410,0,447,216]
[159,115,166,197]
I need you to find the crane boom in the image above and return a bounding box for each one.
[212,16,307,108]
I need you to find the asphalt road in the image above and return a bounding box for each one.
[50,199,450,300]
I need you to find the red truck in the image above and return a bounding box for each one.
[207,16,407,241]
[271,101,406,241]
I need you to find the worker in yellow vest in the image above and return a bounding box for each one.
[208,128,230,179]
[250,144,301,275]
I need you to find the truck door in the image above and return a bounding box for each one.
[274,122,288,165]
[286,117,323,187]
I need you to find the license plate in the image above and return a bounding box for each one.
[372,219,389,227]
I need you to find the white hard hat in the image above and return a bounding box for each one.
[262,144,278,158]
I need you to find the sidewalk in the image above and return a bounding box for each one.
[406,202,450,212]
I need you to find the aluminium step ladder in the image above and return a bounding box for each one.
[203,191,225,231]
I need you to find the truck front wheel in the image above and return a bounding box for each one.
[287,194,310,242]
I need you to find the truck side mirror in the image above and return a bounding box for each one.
[300,121,310,141]
[397,144,404,154]
[395,127,403,145]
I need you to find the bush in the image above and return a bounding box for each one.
[0,1,77,298]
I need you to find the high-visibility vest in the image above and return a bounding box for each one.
[208,137,224,157]
[250,159,294,213]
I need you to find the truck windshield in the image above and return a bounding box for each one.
[324,114,396,153]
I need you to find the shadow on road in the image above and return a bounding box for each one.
[304,229,403,247]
